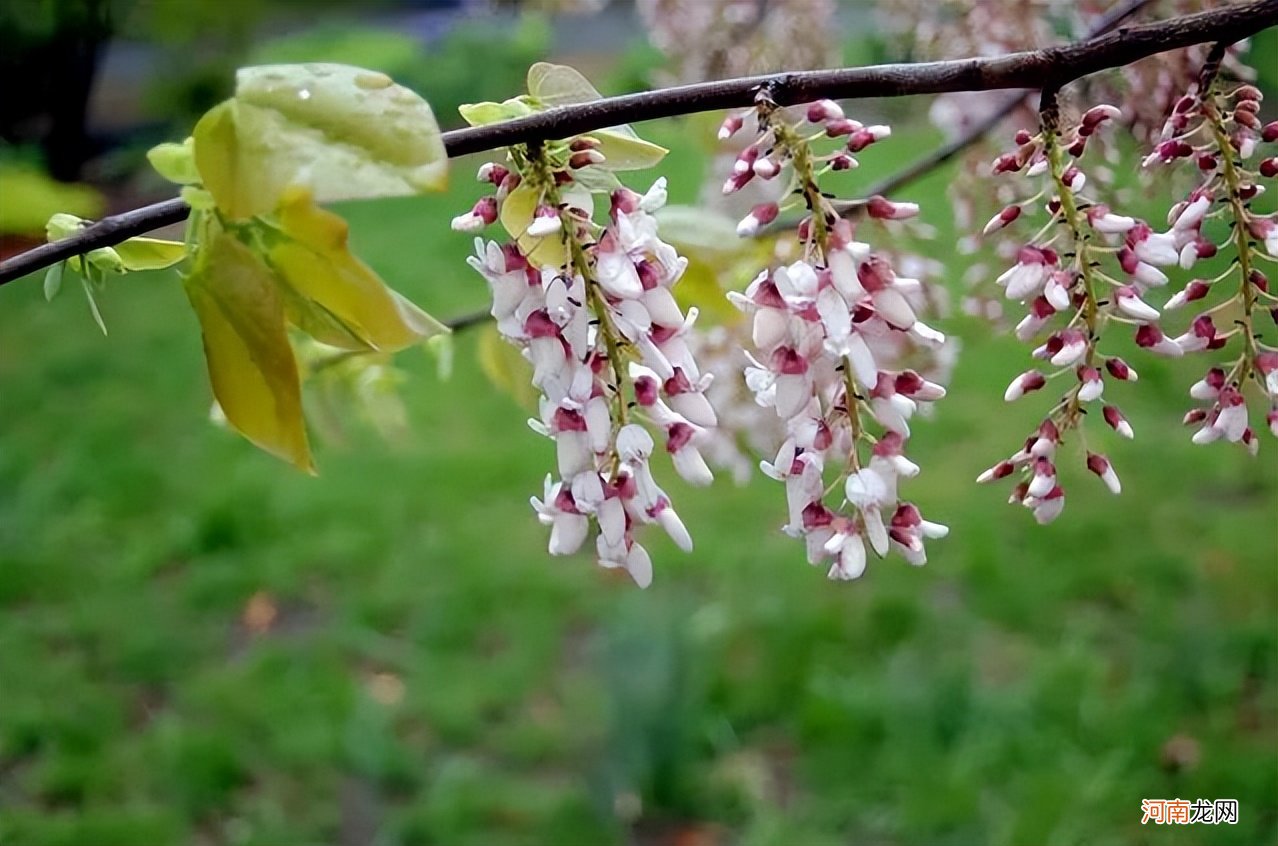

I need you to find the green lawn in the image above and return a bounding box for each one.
[0,120,1275,846]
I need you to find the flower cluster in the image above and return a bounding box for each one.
[723,98,948,579]
[458,147,715,588]
[1143,62,1278,448]
[976,98,1184,522]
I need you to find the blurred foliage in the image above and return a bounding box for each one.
[0,159,103,235]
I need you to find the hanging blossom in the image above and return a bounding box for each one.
[976,93,1189,523]
[721,95,949,580]
[455,143,716,588]
[1142,46,1278,450]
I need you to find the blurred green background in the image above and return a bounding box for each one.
[1,2,1276,845]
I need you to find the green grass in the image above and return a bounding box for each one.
[1,119,1275,846]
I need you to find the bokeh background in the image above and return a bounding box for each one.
[1,2,1276,845]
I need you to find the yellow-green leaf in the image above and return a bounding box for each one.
[477,323,537,409]
[458,98,534,127]
[499,181,566,269]
[193,64,448,219]
[184,229,313,472]
[113,237,187,271]
[269,188,448,351]
[147,138,201,185]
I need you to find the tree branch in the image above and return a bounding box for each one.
[1,0,1273,287]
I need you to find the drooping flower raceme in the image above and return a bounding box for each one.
[458,144,715,588]
[974,94,1195,523]
[1143,52,1278,449]
[723,98,949,579]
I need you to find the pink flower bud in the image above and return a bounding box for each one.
[1086,452,1122,494]
[1261,158,1278,178]
[806,99,844,123]
[450,196,499,232]
[825,119,863,138]
[1014,129,1034,146]
[992,153,1022,174]
[1263,121,1278,143]
[866,195,919,221]
[752,156,782,179]
[721,170,754,195]
[1105,357,1139,382]
[1235,109,1261,130]
[983,204,1022,235]
[830,153,857,171]
[976,460,1015,484]
[847,125,890,152]
[476,162,509,184]
[1103,404,1134,439]
[1165,279,1211,310]
[718,113,745,141]
[1004,369,1047,402]
[1081,105,1121,132]
[736,202,779,236]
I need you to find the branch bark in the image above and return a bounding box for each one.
[1,0,1274,287]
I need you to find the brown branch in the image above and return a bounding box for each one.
[1,0,1274,287]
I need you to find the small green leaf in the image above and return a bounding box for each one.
[184,229,313,472]
[80,275,108,336]
[458,98,534,127]
[147,138,201,185]
[193,63,448,219]
[43,262,64,301]
[46,213,86,242]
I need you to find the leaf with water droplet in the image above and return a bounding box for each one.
[193,64,448,219]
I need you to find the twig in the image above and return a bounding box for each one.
[0,0,1273,287]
